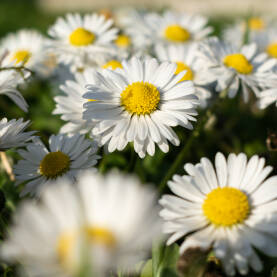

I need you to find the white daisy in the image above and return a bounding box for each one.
[124,10,213,50]
[1,29,48,74]
[1,171,161,277]
[48,13,118,72]
[257,88,277,109]
[0,67,30,112]
[53,68,97,135]
[154,43,212,107]
[197,37,277,102]
[13,134,100,196]
[223,16,272,49]
[83,56,199,158]
[0,118,35,151]
[159,152,277,276]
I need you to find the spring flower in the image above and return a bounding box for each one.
[14,134,100,196]
[48,13,118,72]
[154,43,212,107]
[197,37,277,101]
[1,171,160,277]
[83,56,199,158]
[160,152,277,276]
[0,118,35,151]
[1,29,48,74]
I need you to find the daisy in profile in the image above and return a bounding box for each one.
[124,10,213,50]
[1,171,160,277]
[160,152,277,276]
[53,68,97,135]
[48,13,118,72]
[0,118,35,151]
[1,29,48,74]
[83,56,199,158]
[197,37,277,102]
[154,43,212,107]
[0,67,30,112]
[14,134,100,196]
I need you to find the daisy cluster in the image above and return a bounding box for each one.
[0,8,276,277]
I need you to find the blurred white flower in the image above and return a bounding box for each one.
[14,134,100,196]
[0,118,35,151]
[1,171,161,277]
[154,43,212,107]
[160,152,277,276]
[48,13,118,72]
[83,56,199,158]
[0,29,48,74]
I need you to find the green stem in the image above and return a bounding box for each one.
[0,66,34,76]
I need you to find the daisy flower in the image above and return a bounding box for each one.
[14,134,100,196]
[0,118,35,151]
[0,68,30,112]
[48,13,118,72]
[154,43,212,107]
[53,68,97,135]
[0,29,48,74]
[124,10,213,50]
[83,56,199,158]
[1,171,160,277]
[257,88,277,109]
[197,37,277,102]
[159,152,277,276]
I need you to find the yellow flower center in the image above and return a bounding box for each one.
[57,232,76,271]
[266,42,277,58]
[39,151,70,179]
[69,27,95,46]
[11,50,31,64]
[175,62,194,81]
[85,227,116,248]
[202,187,250,227]
[223,53,253,74]
[120,82,160,115]
[248,17,265,31]
[115,34,131,48]
[164,24,190,42]
[102,60,123,70]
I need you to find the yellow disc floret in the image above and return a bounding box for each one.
[115,34,131,48]
[11,50,31,64]
[164,24,190,42]
[69,27,95,46]
[102,60,123,70]
[85,227,116,248]
[39,151,70,179]
[223,53,253,74]
[266,42,277,58]
[175,62,194,81]
[202,187,250,227]
[121,82,160,115]
[248,17,265,31]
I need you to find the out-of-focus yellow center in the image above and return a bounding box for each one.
[202,187,250,227]
[102,60,123,70]
[69,27,95,46]
[223,53,253,74]
[85,227,116,248]
[248,17,265,31]
[175,62,194,81]
[11,50,31,64]
[39,151,70,179]
[115,34,131,48]
[164,24,190,42]
[121,81,160,115]
[266,42,277,58]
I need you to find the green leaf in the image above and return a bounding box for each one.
[141,260,152,277]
